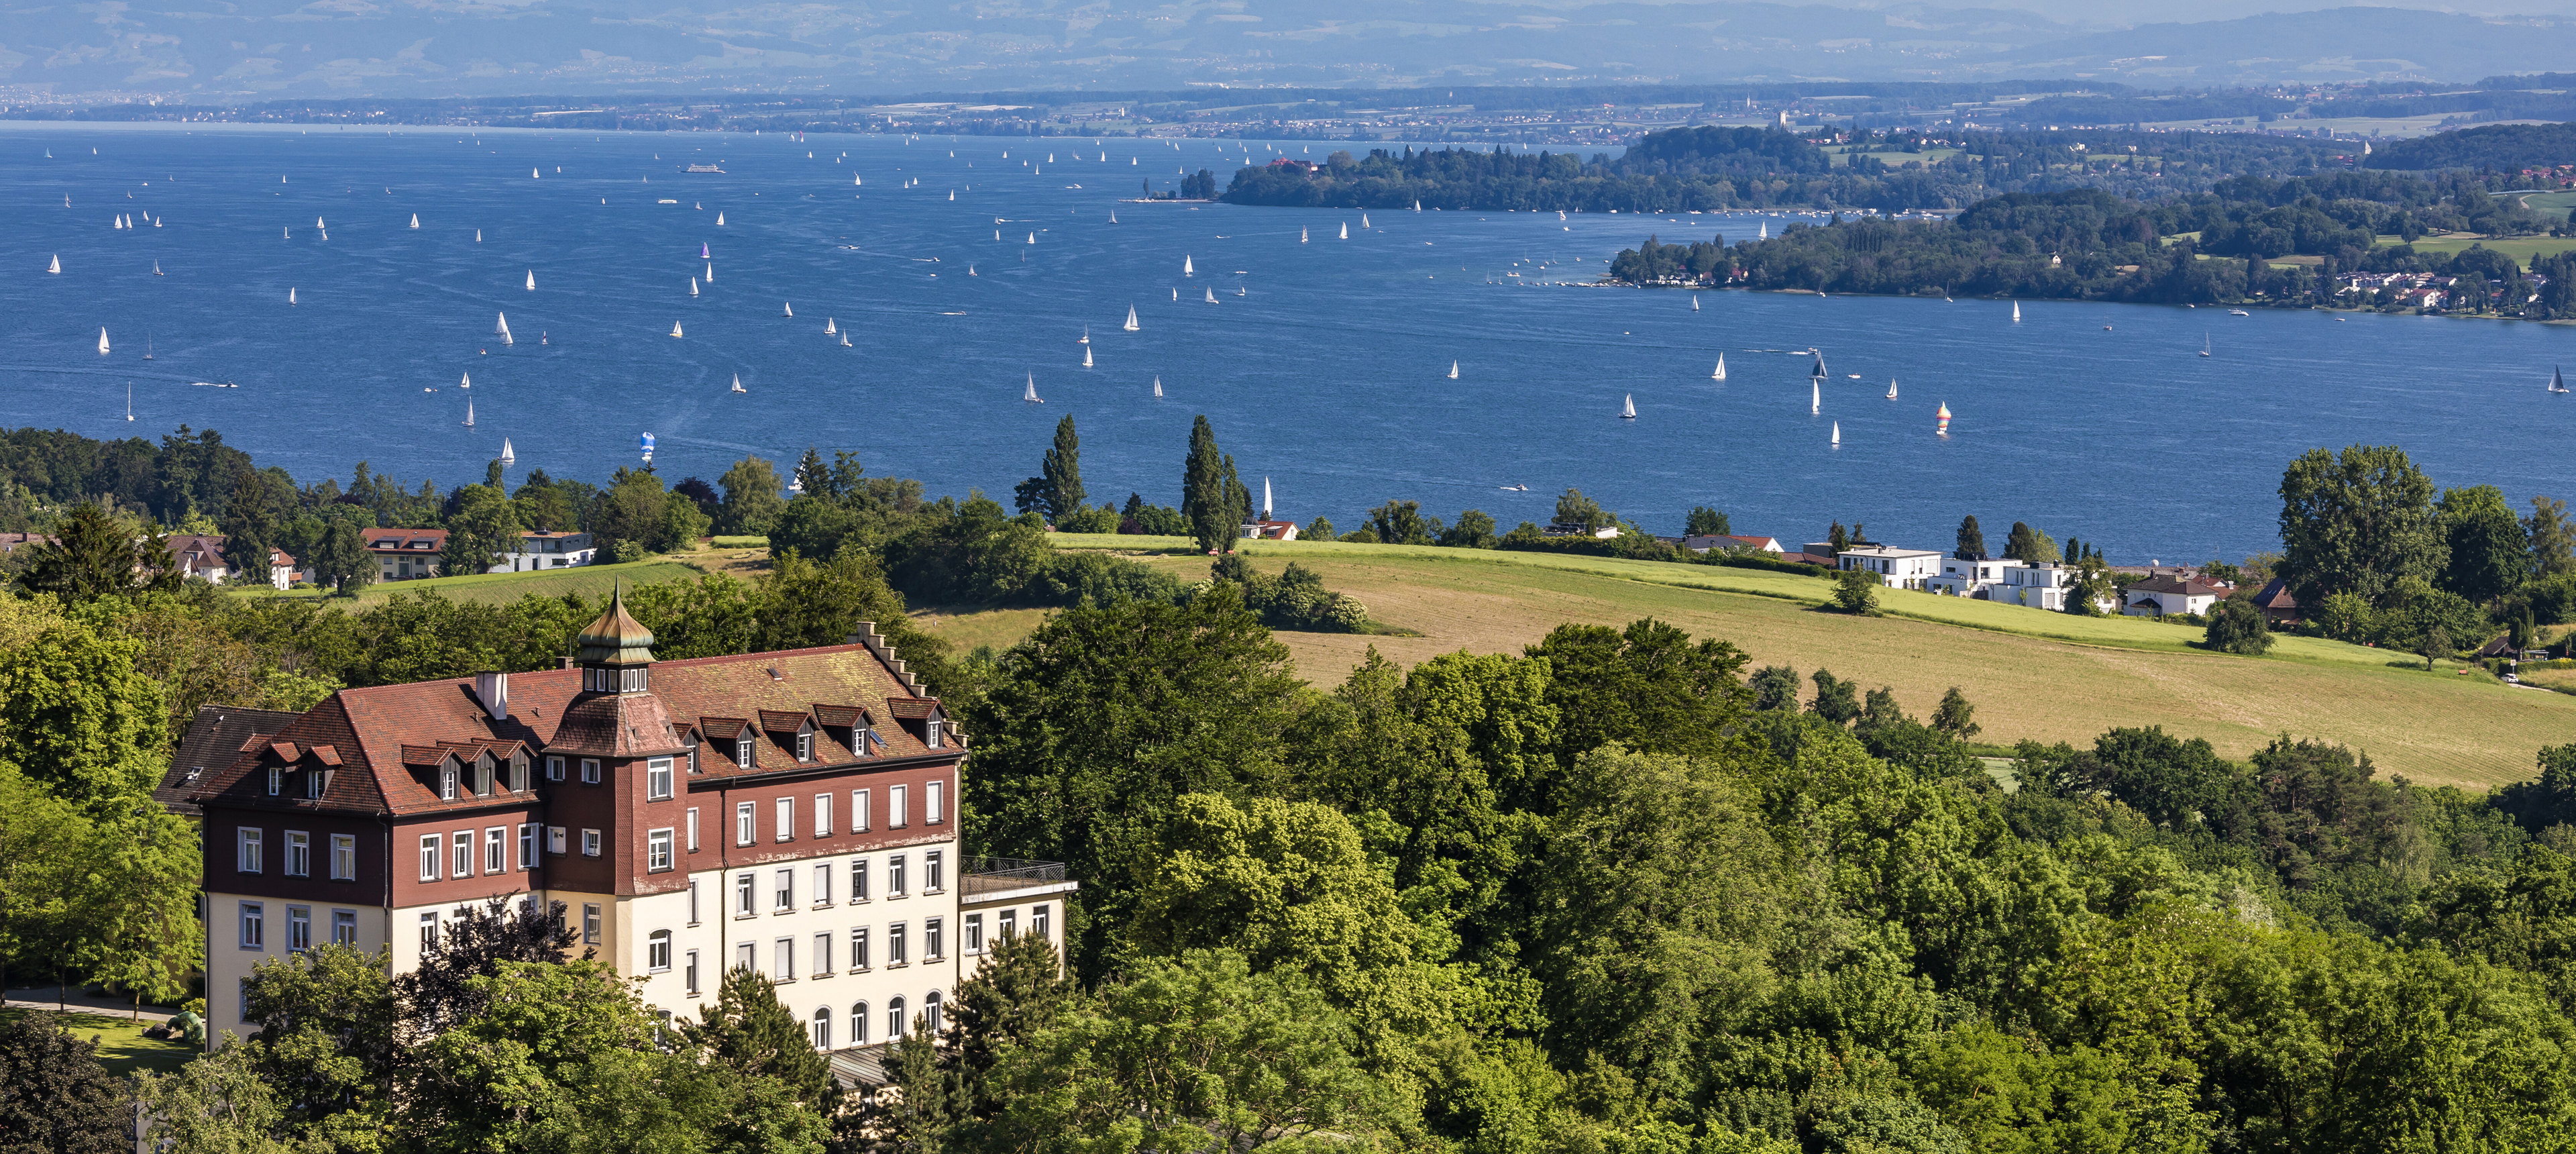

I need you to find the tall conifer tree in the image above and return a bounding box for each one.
[1040,417,1085,522]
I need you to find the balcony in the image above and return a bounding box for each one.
[962,857,1069,899]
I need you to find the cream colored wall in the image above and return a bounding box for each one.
[204,893,388,1048]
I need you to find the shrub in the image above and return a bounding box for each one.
[1831,570,1881,615]
[2205,597,2275,655]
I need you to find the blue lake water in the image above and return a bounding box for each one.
[6,123,2574,564]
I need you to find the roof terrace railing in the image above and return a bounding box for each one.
[962,857,1067,896]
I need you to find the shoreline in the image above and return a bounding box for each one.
[1596,282,2576,323]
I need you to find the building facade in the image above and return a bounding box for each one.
[192,592,1069,1055]
[1835,545,1943,590]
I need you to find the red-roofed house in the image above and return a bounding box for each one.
[165,534,301,590]
[193,590,1074,1059]
[2252,578,2302,627]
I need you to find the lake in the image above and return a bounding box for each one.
[5,123,2571,564]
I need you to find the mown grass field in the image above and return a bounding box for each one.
[910,537,2576,790]
[0,1006,195,1075]
[244,558,706,607]
[2372,232,2576,269]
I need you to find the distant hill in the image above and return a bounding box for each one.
[2368,122,2576,171]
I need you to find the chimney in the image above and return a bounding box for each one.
[474,671,509,721]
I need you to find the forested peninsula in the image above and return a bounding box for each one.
[1603,176,2576,315]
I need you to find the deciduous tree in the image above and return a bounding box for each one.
[2277,444,2446,607]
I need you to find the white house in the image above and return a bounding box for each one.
[2124,575,2229,617]
[166,534,299,590]
[500,530,597,572]
[1685,535,1784,554]
[1835,545,1942,590]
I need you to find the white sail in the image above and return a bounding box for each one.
[1124,306,1140,332]
[1153,376,1163,397]
[1340,222,1348,240]
[47,255,58,274]
[289,287,297,305]
[496,312,513,344]
[1413,200,1421,211]
[1172,287,1179,301]
[315,216,325,229]
[706,262,713,282]
[461,372,472,389]
[410,213,419,229]
[1083,346,1093,368]
[1831,422,1841,446]
[826,317,837,334]
[671,321,684,337]
[1362,213,1371,228]
[691,278,699,297]
[732,374,747,394]
[842,333,853,347]
[1886,378,1898,399]
[476,229,482,242]
[1024,374,1042,404]
[525,270,535,291]
[1448,360,1459,379]
[1811,380,1820,414]
[1713,354,1727,381]
[97,327,109,356]
[2202,333,2210,358]
[1758,222,1767,239]
[1621,393,1636,419]
[2012,301,2021,321]
[126,383,133,421]
[950,191,955,201]
[2555,366,2568,392]
[1693,294,1700,311]
[1026,232,1035,244]
[1301,227,1309,243]
[464,398,474,427]
[1205,286,1218,303]
[784,302,793,317]
[1184,255,1193,276]
[1263,476,1273,519]
[500,439,515,466]
[716,213,724,225]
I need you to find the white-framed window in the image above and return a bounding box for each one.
[439,765,456,800]
[927,780,944,825]
[685,807,700,851]
[925,917,943,961]
[288,906,312,952]
[582,829,602,857]
[774,869,794,912]
[890,784,908,829]
[814,931,833,975]
[736,737,753,769]
[239,902,264,948]
[582,903,601,945]
[999,908,1017,939]
[509,755,528,792]
[484,827,505,874]
[1032,905,1050,941]
[268,766,282,796]
[518,825,537,870]
[814,863,834,905]
[474,760,493,798]
[966,912,983,955]
[546,755,565,782]
[926,851,943,893]
[851,927,870,970]
[925,990,943,1033]
[580,759,600,784]
[851,859,869,902]
[284,831,311,877]
[925,720,945,749]
[888,922,907,966]
[306,770,324,800]
[685,949,701,995]
[797,731,814,762]
[547,826,567,855]
[735,802,755,846]
[853,1000,871,1045]
[886,996,906,1040]
[331,909,357,945]
[647,929,673,972]
[419,911,439,950]
[735,873,755,918]
[238,827,264,874]
[815,794,832,837]
[647,828,674,872]
[775,797,794,842]
[417,834,439,881]
[330,834,356,881]
[774,937,796,980]
[813,1006,833,1049]
[647,757,674,800]
[688,880,702,925]
[737,942,756,972]
[852,789,871,832]
[451,831,472,878]
[889,854,906,897]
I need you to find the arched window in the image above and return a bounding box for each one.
[925,990,943,1033]
[812,1006,832,1050]
[851,1002,869,1046]
[886,996,906,1042]
[647,930,672,972]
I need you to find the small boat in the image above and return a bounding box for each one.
[1301,228,1309,243]
[525,270,536,291]
[1847,374,1860,379]
[1027,232,1036,244]
[1810,380,1819,414]
[1205,286,1218,304]
[783,302,794,317]
[841,333,853,347]
[500,439,515,467]
[289,287,297,305]
[731,374,747,394]
[1172,287,1179,301]
[495,312,512,345]
[1499,483,1528,491]
[1083,346,1093,368]
[1620,393,1637,420]
[475,229,482,242]
[1124,306,1140,332]
[670,321,684,337]
[969,266,977,276]
[1184,255,1194,276]
[1448,360,1459,380]
[541,332,548,346]
[460,372,472,389]
[1692,294,1700,311]
[826,317,837,335]
[1153,376,1164,397]
[315,216,325,229]
[2553,366,2569,394]
[1413,200,1422,211]
[702,244,710,258]
[706,262,713,282]
[716,213,724,225]
[1886,378,1897,399]
[691,278,699,297]
[1340,222,1349,240]
[2200,334,2211,358]
[1362,213,1371,229]
[1110,210,1117,222]
[1024,374,1044,404]
[1713,354,1727,381]
[463,398,475,427]
[2011,301,2021,322]
[152,260,162,276]
[125,383,133,421]
[283,227,290,239]
[1831,422,1840,447]
[1079,327,1089,344]
[410,213,419,229]
[2229,309,2251,317]
[47,255,59,274]
[1937,403,1952,434]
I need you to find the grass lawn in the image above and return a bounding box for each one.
[2372,233,2576,269]
[910,537,2576,789]
[240,558,707,607]
[0,1007,195,1075]
[2503,190,2576,217]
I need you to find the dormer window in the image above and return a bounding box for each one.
[924,721,943,749]
[439,764,458,800]
[736,739,753,770]
[305,770,323,800]
[508,755,528,792]
[797,732,814,762]
[685,733,702,775]
[268,766,282,796]
[475,760,494,798]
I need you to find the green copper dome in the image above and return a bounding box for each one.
[574,582,657,668]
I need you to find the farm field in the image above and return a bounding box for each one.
[904,537,2576,789]
[242,558,706,607]
[2373,231,2576,268]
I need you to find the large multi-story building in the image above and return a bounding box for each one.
[191,589,1072,1055]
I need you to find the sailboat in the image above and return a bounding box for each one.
[143,333,153,360]
[495,313,513,345]
[463,398,475,427]
[783,303,794,317]
[731,374,747,394]
[1811,348,1827,378]
[841,333,853,348]
[1414,200,1422,211]
[1184,255,1194,276]
[1109,210,1117,223]
[1124,306,1140,332]
[969,266,977,276]
[702,244,710,258]
[950,191,956,202]
[1758,222,1768,240]
[1448,360,1460,380]
[1811,380,1820,414]
[691,278,700,297]
[1301,228,1309,243]
[1362,213,1371,229]
[47,255,58,274]
[1153,376,1164,397]
[2011,301,2021,322]
[1831,422,1841,447]
[500,439,515,468]
[670,321,684,338]
[1024,374,1044,404]
[460,372,472,389]
[706,262,714,282]
[475,229,482,242]
[826,317,838,335]
[2553,366,2569,394]
[2200,333,2211,358]
[1339,222,1349,240]
[716,213,724,225]
[1937,403,1952,434]
[289,287,298,305]
[315,216,325,229]
[152,260,162,276]
[1026,232,1035,244]
[1886,379,1898,399]
[1081,344,1093,368]
[125,383,133,421]
[525,270,536,291]
[1205,286,1219,304]
[1620,394,1637,420]
[1079,327,1089,345]
[1172,288,1179,302]
[1692,294,1700,312]
[410,213,420,229]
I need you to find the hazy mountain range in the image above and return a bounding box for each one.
[6,0,2576,102]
